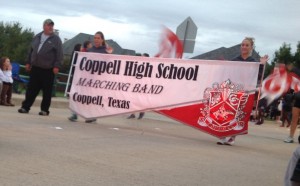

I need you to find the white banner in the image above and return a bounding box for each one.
[69,52,260,119]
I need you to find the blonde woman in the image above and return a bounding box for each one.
[217,37,269,145]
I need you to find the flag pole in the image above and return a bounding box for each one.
[255,63,267,120]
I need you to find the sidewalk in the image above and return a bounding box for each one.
[12,93,69,109]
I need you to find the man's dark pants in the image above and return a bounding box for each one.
[22,66,54,113]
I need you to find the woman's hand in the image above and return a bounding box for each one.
[260,55,269,64]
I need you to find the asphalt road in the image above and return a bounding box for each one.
[0,101,299,186]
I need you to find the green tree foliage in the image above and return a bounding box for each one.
[0,21,34,64]
[264,42,300,78]
[263,61,272,79]
[294,41,300,68]
[272,42,293,65]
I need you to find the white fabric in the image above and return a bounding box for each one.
[0,69,13,83]
[68,53,260,119]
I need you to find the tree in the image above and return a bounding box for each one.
[0,21,34,63]
[272,42,293,66]
[294,41,300,68]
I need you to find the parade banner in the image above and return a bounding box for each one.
[69,52,260,137]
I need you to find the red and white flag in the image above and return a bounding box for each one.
[261,64,300,104]
[155,27,183,59]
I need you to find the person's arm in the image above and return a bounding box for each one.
[53,37,63,74]
[25,37,35,72]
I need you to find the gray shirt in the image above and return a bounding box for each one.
[26,31,63,69]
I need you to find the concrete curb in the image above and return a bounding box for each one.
[12,93,69,109]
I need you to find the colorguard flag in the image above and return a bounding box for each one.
[261,64,300,104]
[155,27,183,59]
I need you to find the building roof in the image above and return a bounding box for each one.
[191,44,264,86]
[191,44,261,61]
[63,33,136,56]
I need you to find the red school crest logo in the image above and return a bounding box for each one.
[158,79,255,138]
[198,79,250,132]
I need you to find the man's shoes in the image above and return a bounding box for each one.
[18,108,29,114]
[39,111,49,116]
[68,114,78,122]
[284,136,294,143]
[85,119,96,123]
[127,114,135,119]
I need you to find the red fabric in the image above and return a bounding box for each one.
[155,27,183,59]
[154,26,255,138]
[261,64,300,104]
[158,93,255,138]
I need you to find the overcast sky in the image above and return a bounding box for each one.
[1,0,300,60]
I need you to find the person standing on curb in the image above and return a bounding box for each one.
[18,19,63,116]
[0,57,14,106]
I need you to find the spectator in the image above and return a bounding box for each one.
[256,98,267,125]
[81,40,92,52]
[18,19,63,116]
[269,99,280,120]
[0,57,14,106]
[281,89,294,127]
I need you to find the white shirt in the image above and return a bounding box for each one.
[38,33,50,53]
[0,69,12,83]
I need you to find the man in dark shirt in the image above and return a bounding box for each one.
[18,19,63,116]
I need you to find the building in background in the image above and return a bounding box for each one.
[191,44,260,61]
